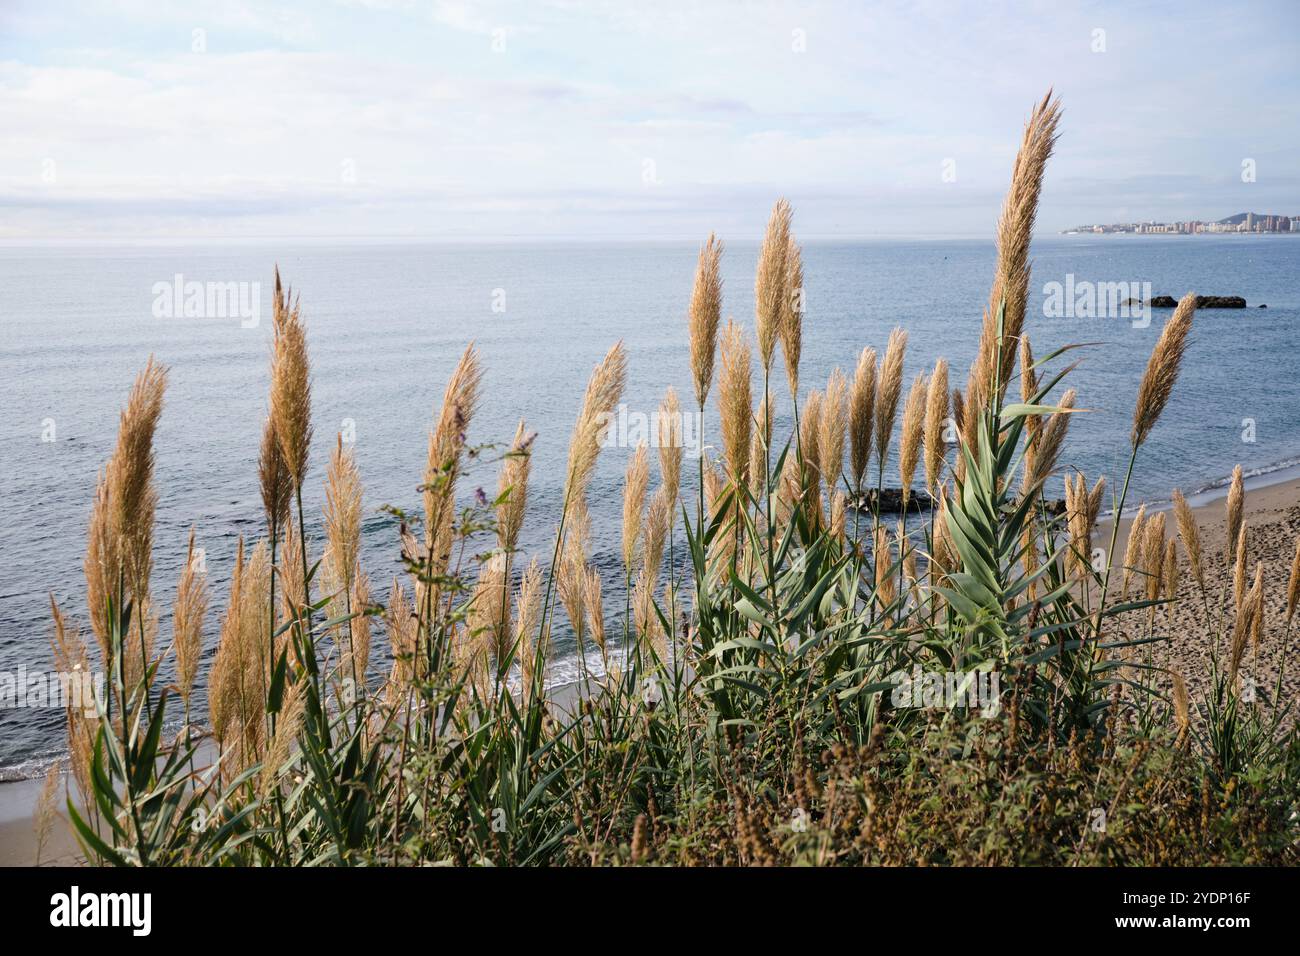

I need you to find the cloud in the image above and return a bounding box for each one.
[1,0,1297,238]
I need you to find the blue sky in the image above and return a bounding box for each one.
[2,0,1297,239]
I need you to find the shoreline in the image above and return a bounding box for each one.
[3,466,1296,866]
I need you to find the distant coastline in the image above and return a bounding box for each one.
[1063,211,1298,235]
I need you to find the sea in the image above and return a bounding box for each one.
[2,234,1298,778]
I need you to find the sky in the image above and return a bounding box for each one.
[1,0,1297,240]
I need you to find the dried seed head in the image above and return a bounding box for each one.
[1132,292,1196,448]
[754,199,792,372]
[849,347,877,493]
[924,358,950,496]
[174,527,209,705]
[425,344,485,568]
[898,371,927,508]
[1026,388,1076,492]
[819,368,848,495]
[1225,465,1244,569]
[622,443,650,577]
[688,233,724,409]
[780,235,804,397]
[969,92,1062,413]
[497,420,532,557]
[1233,523,1248,611]
[269,271,312,489]
[1170,489,1205,592]
[658,387,684,504]
[874,328,908,474]
[1121,505,1147,599]
[564,341,627,512]
[324,434,363,595]
[718,319,752,487]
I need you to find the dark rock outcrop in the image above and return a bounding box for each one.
[1136,294,1247,309]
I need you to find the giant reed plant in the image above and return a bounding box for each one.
[52,92,1300,867]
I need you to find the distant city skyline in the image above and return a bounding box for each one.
[1065,211,1300,235]
[2,0,1298,240]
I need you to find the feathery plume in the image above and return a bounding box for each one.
[800,390,823,499]
[718,319,752,487]
[1025,388,1076,491]
[1132,292,1196,448]
[819,368,848,495]
[1228,564,1262,687]
[258,415,291,535]
[1142,512,1167,604]
[1225,465,1243,569]
[1065,474,1105,578]
[874,328,907,474]
[385,577,417,686]
[174,527,208,707]
[425,344,485,567]
[269,270,312,489]
[470,553,511,666]
[564,342,628,510]
[622,443,650,577]
[924,358,949,496]
[84,356,168,659]
[898,371,927,509]
[497,420,533,558]
[658,387,684,504]
[688,233,724,409]
[1121,505,1147,599]
[51,598,94,803]
[780,235,804,397]
[830,491,847,539]
[558,507,590,648]
[1170,489,1205,593]
[1163,538,1179,601]
[257,682,304,800]
[584,567,606,655]
[641,487,672,585]
[849,347,877,493]
[750,394,774,501]
[515,558,546,692]
[277,523,306,630]
[873,526,896,618]
[754,199,792,372]
[324,434,363,596]
[1233,523,1248,611]
[968,91,1062,410]
[347,571,373,685]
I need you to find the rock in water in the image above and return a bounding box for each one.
[1140,294,1246,309]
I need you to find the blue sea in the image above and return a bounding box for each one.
[2,234,1298,777]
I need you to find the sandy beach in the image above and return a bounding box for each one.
[3,471,1295,867]
[1121,471,1300,724]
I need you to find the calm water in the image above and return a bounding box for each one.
[2,235,1298,777]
